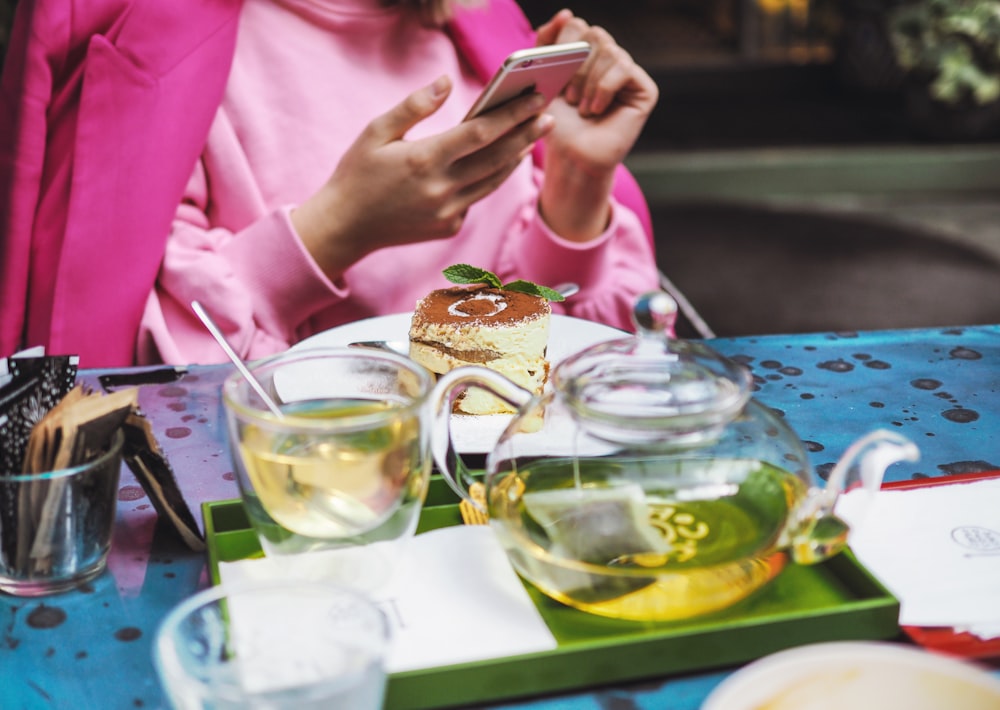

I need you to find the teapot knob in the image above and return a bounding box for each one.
[632,291,678,337]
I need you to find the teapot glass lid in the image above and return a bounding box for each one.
[553,292,753,444]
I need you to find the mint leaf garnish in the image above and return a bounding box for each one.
[442,264,502,289]
[442,264,566,302]
[502,280,565,302]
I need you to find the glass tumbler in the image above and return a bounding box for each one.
[154,580,390,709]
[0,429,124,596]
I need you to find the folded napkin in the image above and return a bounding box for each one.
[836,477,1000,640]
[219,525,558,673]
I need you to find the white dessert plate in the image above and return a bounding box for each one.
[290,313,626,454]
[702,641,1000,710]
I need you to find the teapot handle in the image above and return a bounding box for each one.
[823,429,921,503]
[791,429,919,564]
[430,366,536,512]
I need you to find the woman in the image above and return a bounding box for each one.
[1,0,660,367]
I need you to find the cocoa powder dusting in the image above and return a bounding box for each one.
[414,286,549,327]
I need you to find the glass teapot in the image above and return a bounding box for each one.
[434,292,919,622]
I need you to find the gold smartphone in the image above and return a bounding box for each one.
[463,41,592,121]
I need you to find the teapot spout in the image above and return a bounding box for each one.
[790,429,920,564]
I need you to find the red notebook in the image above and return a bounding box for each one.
[882,470,1000,665]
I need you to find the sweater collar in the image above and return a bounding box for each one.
[270,0,402,25]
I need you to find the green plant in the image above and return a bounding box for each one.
[889,0,1000,105]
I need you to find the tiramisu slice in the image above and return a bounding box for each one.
[408,284,551,416]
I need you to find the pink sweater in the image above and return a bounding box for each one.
[138,0,658,365]
[1,0,658,368]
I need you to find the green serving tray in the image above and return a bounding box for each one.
[202,489,902,710]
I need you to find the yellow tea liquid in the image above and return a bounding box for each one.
[237,398,425,542]
[490,457,805,621]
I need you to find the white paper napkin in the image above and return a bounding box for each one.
[835,477,1000,638]
[218,525,557,673]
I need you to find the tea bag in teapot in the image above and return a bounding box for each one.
[522,483,671,564]
[519,483,670,602]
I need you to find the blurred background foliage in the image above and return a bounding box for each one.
[889,0,1000,105]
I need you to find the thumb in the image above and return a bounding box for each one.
[535,9,572,47]
[366,75,452,143]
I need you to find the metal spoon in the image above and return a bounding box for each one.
[349,339,411,356]
[552,282,579,299]
[191,301,285,418]
[349,281,580,355]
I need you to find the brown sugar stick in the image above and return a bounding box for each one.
[27,388,137,574]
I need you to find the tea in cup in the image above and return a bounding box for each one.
[222,347,433,556]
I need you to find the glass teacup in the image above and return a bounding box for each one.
[222,347,433,557]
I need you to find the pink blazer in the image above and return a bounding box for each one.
[0,0,653,368]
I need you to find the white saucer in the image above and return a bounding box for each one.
[292,313,625,454]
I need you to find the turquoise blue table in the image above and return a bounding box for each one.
[3,325,999,709]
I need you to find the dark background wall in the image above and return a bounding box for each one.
[520,1,1000,337]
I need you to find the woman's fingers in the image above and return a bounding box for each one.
[450,111,553,184]
[536,15,655,119]
[534,8,573,47]
[438,90,548,160]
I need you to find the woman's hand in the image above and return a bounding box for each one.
[534,10,659,241]
[292,75,553,279]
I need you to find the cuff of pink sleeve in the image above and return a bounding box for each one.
[225,206,348,329]
[516,200,621,288]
